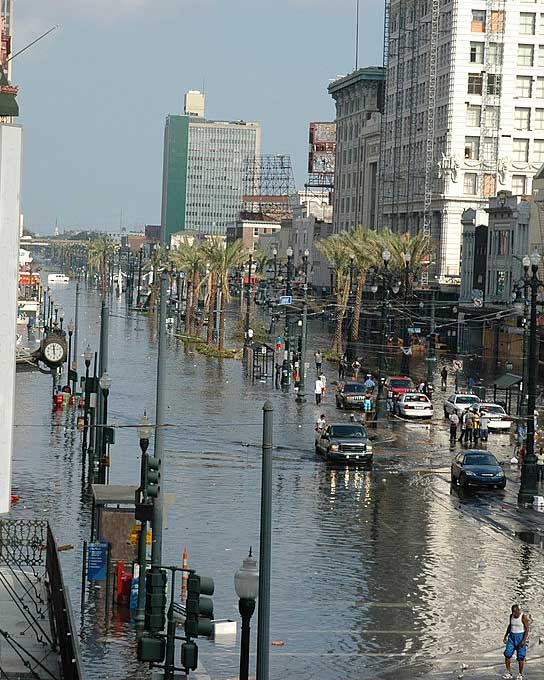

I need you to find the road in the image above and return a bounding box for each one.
[10,281,544,680]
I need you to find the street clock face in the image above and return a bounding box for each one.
[43,338,66,366]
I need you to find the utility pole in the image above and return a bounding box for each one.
[296,250,309,404]
[96,300,109,484]
[73,281,80,394]
[151,271,168,570]
[137,246,143,308]
[244,251,253,349]
[426,291,436,385]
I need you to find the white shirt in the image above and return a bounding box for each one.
[315,379,324,394]
[320,374,327,388]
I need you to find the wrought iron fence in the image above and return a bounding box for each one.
[0,518,83,680]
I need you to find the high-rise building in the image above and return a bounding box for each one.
[161,97,261,243]
[328,67,384,233]
[1,0,12,79]
[380,0,544,279]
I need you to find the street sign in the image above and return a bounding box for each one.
[473,297,483,308]
[279,296,293,305]
[87,542,108,581]
[453,359,463,371]
[407,327,421,334]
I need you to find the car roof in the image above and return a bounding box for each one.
[388,375,411,379]
[463,449,498,457]
[479,402,504,408]
[401,392,430,398]
[454,393,479,398]
[329,422,365,427]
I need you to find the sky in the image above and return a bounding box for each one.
[13,0,383,233]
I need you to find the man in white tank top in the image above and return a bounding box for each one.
[503,604,529,679]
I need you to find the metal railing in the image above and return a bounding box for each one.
[0,519,83,680]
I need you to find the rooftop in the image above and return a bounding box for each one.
[328,66,385,94]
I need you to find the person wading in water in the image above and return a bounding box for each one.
[503,604,529,680]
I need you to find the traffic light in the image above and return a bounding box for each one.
[145,456,160,499]
[184,573,215,638]
[145,569,167,633]
[137,635,165,663]
[181,641,198,672]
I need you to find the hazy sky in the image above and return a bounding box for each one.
[14,0,383,233]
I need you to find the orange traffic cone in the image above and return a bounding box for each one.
[181,544,189,600]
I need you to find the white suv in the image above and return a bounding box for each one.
[443,393,481,418]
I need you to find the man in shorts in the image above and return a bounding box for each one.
[503,604,529,679]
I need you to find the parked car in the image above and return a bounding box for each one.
[335,382,366,409]
[315,423,373,464]
[443,393,481,417]
[395,392,434,418]
[475,403,512,432]
[384,376,415,398]
[450,449,506,489]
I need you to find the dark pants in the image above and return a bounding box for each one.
[339,366,345,380]
[450,424,457,442]
[315,393,322,405]
[464,428,473,444]
[316,363,322,373]
[538,465,544,483]
[480,428,488,442]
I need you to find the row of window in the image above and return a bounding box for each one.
[465,136,541,162]
[471,9,505,33]
[463,173,529,196]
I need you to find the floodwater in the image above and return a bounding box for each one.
[10,281,544,680]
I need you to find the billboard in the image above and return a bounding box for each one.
[308,122,336,175]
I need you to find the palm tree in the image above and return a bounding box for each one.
[88,236,115,296]
[148,244,169,313]
[377,229,432,287]
[346,227,381,342]
[171,240,205,336]
[201,237,225,347]
[215,240,246,350]
[316,234,351,356]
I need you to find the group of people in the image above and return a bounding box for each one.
[449,407,489,445]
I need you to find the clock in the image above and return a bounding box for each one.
[42,337,67,367]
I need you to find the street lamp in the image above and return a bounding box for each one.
[517,250,542,504]
[99,372,112,484]
[346,255,356,364]
[296,250,310,404]
[401,252,412,376]
[244,249,254,351]
[234,549,259,680]
[82,345,93,461]
[67,320,75,390]
[59,308,65,331]
[272,247,278,289]
[376,250,395,420]
[282,247,295,387]
[135,412,152,625]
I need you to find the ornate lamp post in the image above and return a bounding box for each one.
[59,308,65,331]
[296,249,310,404]
[376,250,400,420]
[401,251,412,375]
[272,247,278,290]
[234,549,259,680]
[347,255,356,364]
[517,251,542,505]
[98,372,112,483]
[135,412,152,625]
[82,345,93,461]
[244,249,254,349]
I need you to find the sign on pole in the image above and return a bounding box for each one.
[87,542,108,581]
[452,359,463,372]
[279,296,292,305]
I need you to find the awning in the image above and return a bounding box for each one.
[493,373,522,390]
[92,484,137,506]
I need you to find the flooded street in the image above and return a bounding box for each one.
[11,282,544,680]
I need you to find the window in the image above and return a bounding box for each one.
[470,41,484,63]
[513,138,529,161]
[496,271,506,296]
[485,106,499,127]
[491,10,505,31]
[468,73,483,94]
[488,42,503,64]
[516,76,532,97]
[512,175,527,194]
[535,139,544,162]
[539,46,544,67]
[487,74,501,95]
[538,77,544,97]
[498,231,509,255]
[472,9,486,31]
[520,12,536,34]
[465,136,480,160]
[464,172,477,194]
[483,174,496,197]
[518,44,534,66]
[466,104,481,126]
[515,107,531,129]
[535,108,544,129]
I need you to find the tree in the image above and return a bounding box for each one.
[201,237,225,347]
[377,229,432,287]
[88,236,115,296]
[346,227,381,342]
[316,234,351,356]
[171,240,205,336]
[215,240,247,351]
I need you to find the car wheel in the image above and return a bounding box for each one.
[451,469,457,485]
[459,473,468,489]
[499,481,506,490]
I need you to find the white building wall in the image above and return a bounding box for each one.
[0,124,21,514]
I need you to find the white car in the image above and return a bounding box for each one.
[475,403,512,431]
[443,393,481,417]
[396,392,434,418]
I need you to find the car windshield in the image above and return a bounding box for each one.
[404,394,429,402]
[457,395,479,404]
[464,453,498,466]
[329,425,367,439]
[390,379,413,388]
[344,384,365,393]
[480,404,505,415]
